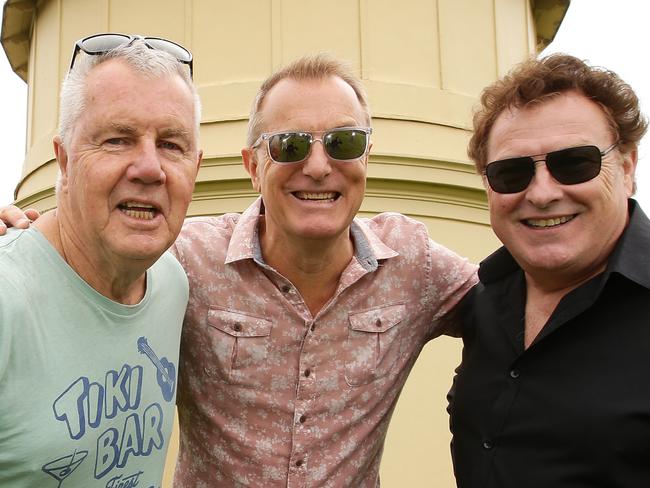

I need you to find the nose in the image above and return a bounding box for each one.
[301,139,332,181]
[126,140,167,185]
[525,160,563,207]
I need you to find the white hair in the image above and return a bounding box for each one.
[58,39,201,147]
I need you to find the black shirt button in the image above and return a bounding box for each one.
[483,440,493,450]
[510,369,520,379]
[299,414,307,423]
[281,285,291,293]
[295,459,304,467]
[304,369,311,377]
[232,323,242,332]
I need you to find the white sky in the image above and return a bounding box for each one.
[0,0,648,211]
[0,42,26,204]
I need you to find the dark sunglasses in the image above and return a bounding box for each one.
[69,33,193,77]
[484,143,618,194]
[252,127,372,164]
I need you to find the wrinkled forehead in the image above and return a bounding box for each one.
[77,63,196,131]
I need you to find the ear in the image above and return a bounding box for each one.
[53,136,70,191]
[242,147,262,192]
[364,140,373,168]
[622,147,638,197]
[195,149,203,174]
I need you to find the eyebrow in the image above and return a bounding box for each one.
[159,127,193,141]
[101,124,193,143]
[105,123,138,136]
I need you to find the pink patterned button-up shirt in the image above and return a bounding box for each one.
[171,198,477,487]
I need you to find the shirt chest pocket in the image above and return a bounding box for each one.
[205,307,273,386]
[345,303,406,387]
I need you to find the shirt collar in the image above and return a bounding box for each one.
[224,197,265,264]
[605,199,650,289]
[479,199,650,290]
[224,197,399,269]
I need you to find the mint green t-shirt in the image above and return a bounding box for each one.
[0,228,188,487]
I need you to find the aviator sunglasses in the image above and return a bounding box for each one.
[484,143,618,194]
[252,127,372,164]
[69,33,193,76]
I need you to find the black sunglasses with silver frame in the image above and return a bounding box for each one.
[69,33,193,77]
[484,142,618,194]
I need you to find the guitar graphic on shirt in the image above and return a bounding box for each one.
[137,336,176,402]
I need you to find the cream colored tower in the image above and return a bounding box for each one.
[1,0,568,486]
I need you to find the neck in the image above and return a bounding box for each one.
[260,222,355,316]
[34,211,148,305]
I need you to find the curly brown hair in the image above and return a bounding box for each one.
[468,53,647,173]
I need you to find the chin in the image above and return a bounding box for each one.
[297,226,345,240]
[113,237,171,262]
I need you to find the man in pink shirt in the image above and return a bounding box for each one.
[170,54,476,487]
[1,53,476,486]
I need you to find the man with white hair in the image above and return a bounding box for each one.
[0,34,202,487]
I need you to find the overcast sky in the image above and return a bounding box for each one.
[0,0,648,211]
[0,41,26,204]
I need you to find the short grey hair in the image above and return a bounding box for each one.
[246,53,371,147]
[58,39,201,147]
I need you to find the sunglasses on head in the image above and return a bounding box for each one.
[69,33,193,77]
[484,143,618,194]
[252,127,372,164]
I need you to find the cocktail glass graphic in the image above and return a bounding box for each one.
[42,450,88,487]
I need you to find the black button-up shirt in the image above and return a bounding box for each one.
[448,200,650,488]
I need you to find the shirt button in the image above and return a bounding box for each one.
[310,323,316,332]
[299,414,307,423]
[510,369,520,379]
[304,369,311,378]
[483,440,493,450]
[295,459,304,467]
[281,285,291,293]
[232,323,242,332]
[375,318,382,328]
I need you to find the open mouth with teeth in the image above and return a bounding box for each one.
[524,214,576,228]
[118,202,159,220]
[292,191,340,202]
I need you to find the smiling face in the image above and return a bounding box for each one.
[485,90,637,288]
[242,76,369,247]
[55,59,201,267]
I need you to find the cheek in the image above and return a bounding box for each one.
[487,191,509,213]
[166,161,200,193]
[255,161,272,190]
[260,163,293,192]
[71,160,118,192]
[583,167,631,210]
[488,194,519,227]
[597,165,618,196]
[176,166,200,193]
[346,163,368,186]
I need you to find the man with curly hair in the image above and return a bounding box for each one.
[448,53,650,487]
